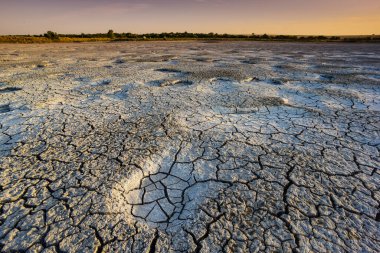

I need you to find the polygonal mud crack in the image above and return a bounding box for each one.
[109,147,227,232]
[1,41,379,253]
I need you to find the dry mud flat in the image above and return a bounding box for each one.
[0,41,379,252]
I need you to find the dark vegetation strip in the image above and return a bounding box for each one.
[1,30,379,43]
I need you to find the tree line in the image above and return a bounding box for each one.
[42,30,343,41]
[0,30,378,43]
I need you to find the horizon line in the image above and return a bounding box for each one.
[1,32,379,37]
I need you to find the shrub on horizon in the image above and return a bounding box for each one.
[107,30,115,39]
[44,31,59,40]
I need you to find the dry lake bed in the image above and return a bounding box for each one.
[0,41,379,252]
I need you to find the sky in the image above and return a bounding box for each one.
[0,0,379,35]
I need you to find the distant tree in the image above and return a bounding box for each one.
[107,29,115,39]
[330,36,340,40]
[44,31,59,40]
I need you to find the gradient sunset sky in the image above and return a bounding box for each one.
[1,0,379,35]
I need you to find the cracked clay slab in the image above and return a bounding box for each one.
[0,41,379,253]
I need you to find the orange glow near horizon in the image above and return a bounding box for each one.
[0,0,379,35]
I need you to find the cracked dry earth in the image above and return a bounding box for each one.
[0,41,379,253]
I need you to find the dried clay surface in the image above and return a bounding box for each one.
[0,41,379,253]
